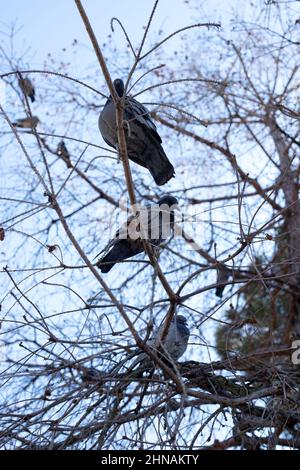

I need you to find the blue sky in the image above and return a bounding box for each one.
[0,0,249,71]
[1,1,193,65]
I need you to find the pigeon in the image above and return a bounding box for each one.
[57,140,72,168]
[130,315,190,370]
[215,265,230,298]
[98,78,175,186]
[18,77,35,103]
[12,116,39,129]
[96,195,178,273]
[85,315,189,381]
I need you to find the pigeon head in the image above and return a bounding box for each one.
[113,79,125,97]
[173,315,189,342]
[158,195,178,209]
[174,315,188,326]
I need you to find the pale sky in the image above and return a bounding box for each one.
[0,0,252,71]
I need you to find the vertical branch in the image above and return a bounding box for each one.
[74,0,177,301]
[74,0,136,207]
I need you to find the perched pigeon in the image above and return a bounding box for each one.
[84,315,189,380]
[99,78,175,186]
[18,77,35,103]
[57,140,72,168]
[215,265,230,298]
[96,195,178,273]
[12,116,39,129]
[130,315,190,370]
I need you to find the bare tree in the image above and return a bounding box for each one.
[0,0,300,450]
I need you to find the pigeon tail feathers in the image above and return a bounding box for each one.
[145,146,175,186]
[97,240,142,273]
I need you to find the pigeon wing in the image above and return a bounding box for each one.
[125,96,162,144]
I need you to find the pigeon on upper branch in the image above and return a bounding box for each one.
[99,78,175,186]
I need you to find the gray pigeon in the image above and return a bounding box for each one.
[12,116,39,129]
[99,78,175,186]
[80,315,189,382]
[96,195,178,273]
[131,315,190,370]
[18,77,35,103]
